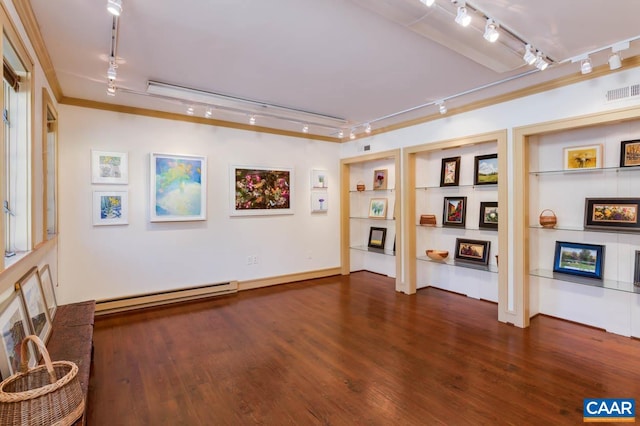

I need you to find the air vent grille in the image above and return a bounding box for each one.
[606,84,640,102]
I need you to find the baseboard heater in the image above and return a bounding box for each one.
[95,280,239,315]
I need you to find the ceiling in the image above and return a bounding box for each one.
[27,0,640,140]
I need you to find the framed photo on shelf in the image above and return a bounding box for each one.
[478,201,498,230]
[91,150,128,184]
[373,169,388,190]
[0,293,36,379]
[553,241,605,280]
[620,139,640,167]
[231,165,293,216]
[151,153,207,222]
[16,267,52,344]
[311,169,328,188]
[440,156,460,187]
[442,196,466,228]
[473,154,498,185]
[563,144,602,170]
[368,227,387,251]
[310,192,328,213]
[37,264,58,320]
[93,191,129,226]
[584,198,639,232]
[634,250,640,287]
[368,198,388,219]
[454,238,491,266]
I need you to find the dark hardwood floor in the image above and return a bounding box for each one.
[87,271,640,425]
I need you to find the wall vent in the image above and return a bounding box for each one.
[363,145,371,151]
[606,84,640,102]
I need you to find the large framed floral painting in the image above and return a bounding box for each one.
[150,153,207,222]
[231,166,294,216]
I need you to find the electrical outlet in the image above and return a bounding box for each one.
[252,255,259,265]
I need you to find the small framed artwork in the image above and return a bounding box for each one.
[553,241,605,280]
[620,140,640,167]
[634,250,640,287]
[373,169,388,190]
[0,293,36,379]
[368,227,387,251]
[368,198,388,219]
[16,266,52,343]
[563,144,602,170]
[474,154,498,185]
[231,165,293,216]
[93,191,129,226]
[584,198,639,232]
[91,150,128,184]
[151,153,207,222]
[454,238,491,266]
[37,264,57,320]
[311,192,328,213]
[440,156,460,187]
[443,196,466,228]
[479,202,498,230]
[311,169,328,188]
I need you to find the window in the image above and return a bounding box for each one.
[43,88,57,240]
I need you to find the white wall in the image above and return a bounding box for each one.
[57,106,341,304]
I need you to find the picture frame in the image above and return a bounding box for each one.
[584,198,640,232]
[442,196,466,228]
[620,139,640,167]
[231,165,294,216]
[478,201,498,230]
[373,169,388,190]
[93,191,129,226]
[0,293,36,379]
[310,191,328,213]
[368,227,387,251]
[37,264,58,320]
[368,198,388,219]
[151,153,207,222]
[16,266,52,344]
[563,144,603,170]
[91,150,128,184]
[440,156,460,187]
[634,250,640,287]
[553,241,605,280]
[454,238,491,266]
[311,169,328,188]
[474,154,498,185]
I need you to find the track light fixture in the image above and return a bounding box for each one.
[249,115,256,125]
[107,63,117,81]
[483,19,499,43]
[186,106,195,116]
[523,45,536,65]
[302,124,309,133]
[205,108,213,118]
[534,52,548,71]
[436,101,447,115]
[364,123,372,134]
[419,0,435,6]
[337,130,344,139]
[580,57,592,75]
[609,52,622,70]
[350,129,356,140]
[107,0,122,16]
[454,4,471,27]
[106,82,116,96]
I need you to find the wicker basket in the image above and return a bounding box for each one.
[0,335,84,426]
[539,209,557,228]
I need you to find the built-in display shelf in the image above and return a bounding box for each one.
[417,256,498,273]
[530,269,640,294]
[350,216,395,221]
[529,224,640,235]
[416,224,496,232]
[530,166,640,176]
[350,245,396,257]
[415,184,496,191]
[349,188,395,194]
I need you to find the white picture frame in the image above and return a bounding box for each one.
[91,150,128,184]
[230,165,294,216]
[93,191,129,226]
[311,169,328,189]
[311,191,328,213]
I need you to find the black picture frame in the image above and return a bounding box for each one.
[473,153,498,185]
[634,250,640,287]
[454,238,491,266]
[620,139,640,168]
[553,241,605,280]
[478,201,498,230]
[442,196,466,228]
[440,156,461,187]
[584,198,640,233]
[368,227,387,252]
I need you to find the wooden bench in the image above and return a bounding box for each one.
[46,300,96,426]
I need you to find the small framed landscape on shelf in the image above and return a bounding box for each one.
[478,201,498,230]
[563,144,602,170]
[473,154,498,185]
[553,241,605,280]
[93,191,128,226]
[584,198,639,232]
[454,238,491,267]
[368,198,388,219]
[620,139,640,167]
[440,156,460,187]
[443,196,466,228]
[368,227,387,252]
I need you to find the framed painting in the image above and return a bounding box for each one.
[91,150,128,184]
[37,264,58,320]
[442,196,466,228]
[16,267,52,344]
[151,153,207,222]
[0,293,36,379]
[563,144,602,170]
[368,227,387,251]
[368,198,388,219]
[93,191,128,226]
[311,192,328,213]
[373,169,388,190]
[474,154,498,185]
[584,198,639,232]
[440,156,460,187]
[479,201,498,230]
[231,165,293,216]
[553,241,605,280]
[311,169,328,188]
[620,139,640,167]
[454,238,491,266]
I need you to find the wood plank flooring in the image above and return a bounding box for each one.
[87,271,640,425]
